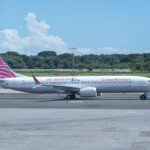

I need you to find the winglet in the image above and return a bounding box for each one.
[32,75,40,84]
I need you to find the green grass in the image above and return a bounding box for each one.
[14,70,150,78]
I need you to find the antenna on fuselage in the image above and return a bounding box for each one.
[69,47,77,77]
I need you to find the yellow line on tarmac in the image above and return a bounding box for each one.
[69,100,84,103]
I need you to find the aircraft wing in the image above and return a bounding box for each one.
[32,75,84,93]
[43,84,81,92]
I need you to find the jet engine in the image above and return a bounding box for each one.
[79,87,97,97]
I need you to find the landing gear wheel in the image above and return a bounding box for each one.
[66,95,71,100]
[66,94,76,100]
[72,94,76,99]
[140,94,146,100]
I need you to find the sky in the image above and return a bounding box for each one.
[0,0,150,55]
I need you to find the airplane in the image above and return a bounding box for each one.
[0,57,150,100]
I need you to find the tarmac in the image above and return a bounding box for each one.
[1,88,150,150]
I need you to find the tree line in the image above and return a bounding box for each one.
[0,51,150,71]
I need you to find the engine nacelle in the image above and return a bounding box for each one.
[79,87,97,97]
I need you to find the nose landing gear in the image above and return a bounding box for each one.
[66,94,76,100]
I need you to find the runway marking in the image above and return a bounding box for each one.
[69,100,84,103]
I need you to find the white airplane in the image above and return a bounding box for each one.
[0,57,150,100]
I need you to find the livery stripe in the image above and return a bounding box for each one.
[0,72,14,77]
[0,75,7,78]
[0,69,15,76]
[0,74,15,78]
[0,60,5,65]
[0,68,13,73]
[0,57,16,78]
[0,70,16,77]
[0,67,13,71]
[0,66,10,69]
[0,69,16,77]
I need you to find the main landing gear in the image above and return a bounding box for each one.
[140,93,150,100]
[140,94,146,100]
[66,94,76,100]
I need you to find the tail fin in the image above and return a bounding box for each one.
[0,57,24,78]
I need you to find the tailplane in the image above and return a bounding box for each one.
[0,57,25,78]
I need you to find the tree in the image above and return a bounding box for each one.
[0,51,150,71]
[38,51,57,57]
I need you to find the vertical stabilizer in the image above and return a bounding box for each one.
[0,57,25,78]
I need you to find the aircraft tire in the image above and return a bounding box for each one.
[66,95,71,100]
[140,95,146,100]
[66,94,76,100]
[72,94,76,99]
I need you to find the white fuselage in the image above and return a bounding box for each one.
[1,76,150,94]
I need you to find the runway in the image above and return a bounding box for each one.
[0,92,150,109]
[1,90,150,150]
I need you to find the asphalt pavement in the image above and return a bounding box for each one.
[0,92,149,109]
[1,89,150,150]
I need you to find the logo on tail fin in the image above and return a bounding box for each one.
[0,57,16,78]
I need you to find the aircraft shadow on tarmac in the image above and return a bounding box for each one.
[0,93,140,102]
[33,97,139,102]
